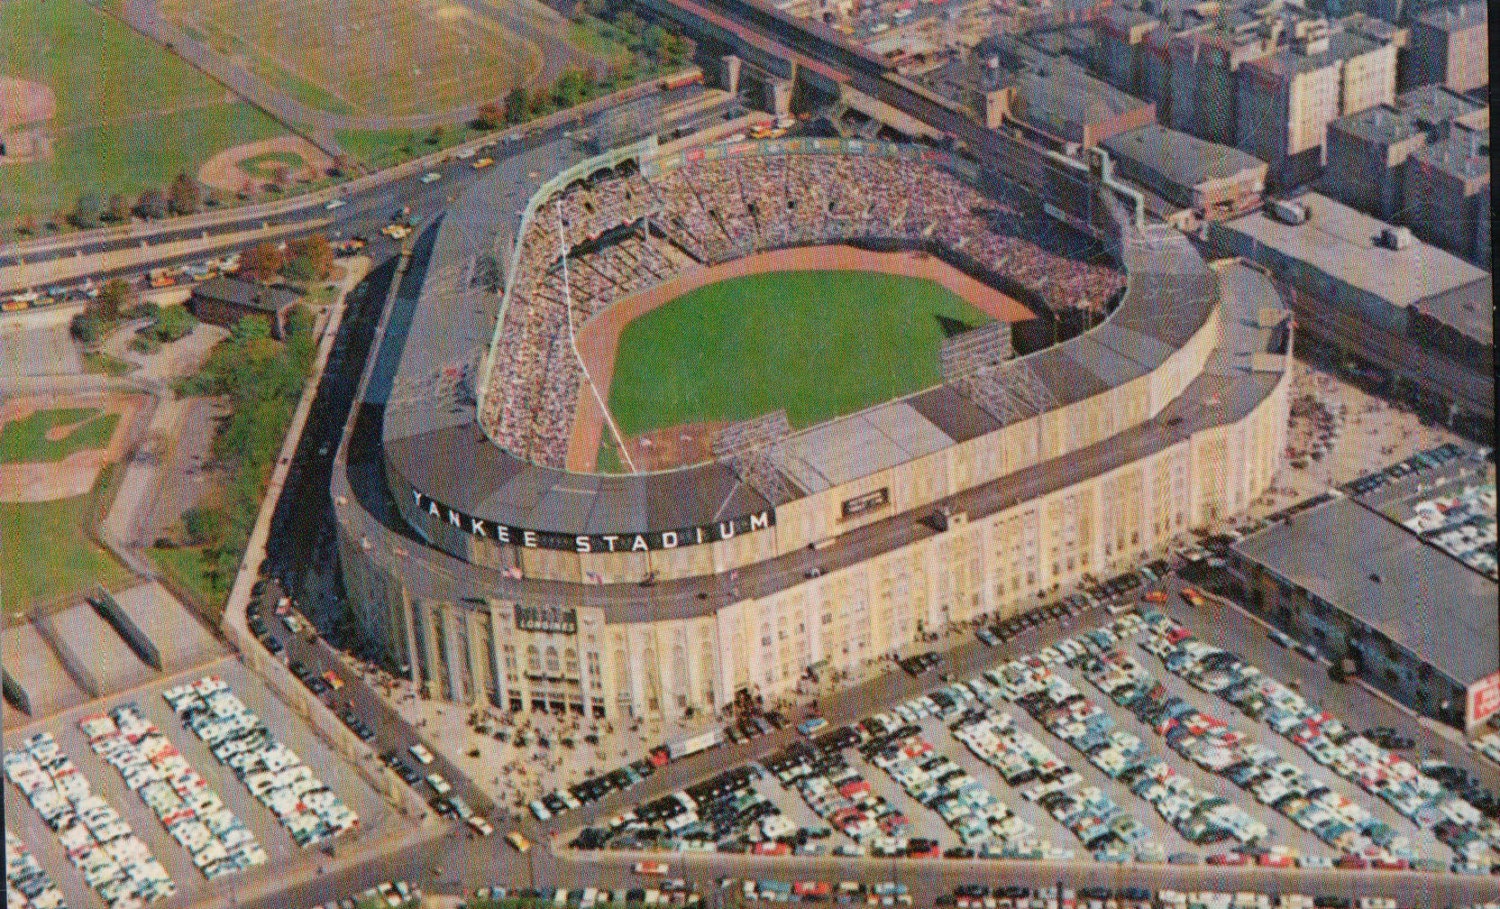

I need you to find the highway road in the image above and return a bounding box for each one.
[0,82,719,277]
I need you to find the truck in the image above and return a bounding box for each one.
[666,729,722,761]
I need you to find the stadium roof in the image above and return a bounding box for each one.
[340,257,1284,618]
[380,140,1218,538]
[1233,491,1499,689]
[769,402,955,492]
[1216,191,1491,313]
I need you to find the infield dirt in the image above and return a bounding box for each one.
[0,393,144,502]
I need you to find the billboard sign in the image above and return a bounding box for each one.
[1468,671,1500,728]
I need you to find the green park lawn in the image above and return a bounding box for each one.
[0,0,286,226]
[0,472,132,617]
[604,270,992,438]
[0,407,120,463]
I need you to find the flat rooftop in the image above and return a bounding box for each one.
[1103,123,1267,187]
[1234,486,1499,689]
[1396,85,1488,131]
[1216,191,1491,311]
[1415,1,1486,32]
[1015,58,1152,132]
[1411,124,1490,181]
[1330,104,1423,145]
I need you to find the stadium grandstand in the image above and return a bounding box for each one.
[334,134,1292,722]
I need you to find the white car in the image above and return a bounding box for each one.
[409,744,434,765]
[324,199,347,210]
[420,172,442,184]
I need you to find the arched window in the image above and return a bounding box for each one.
[545,646,560,675]
[526,645,540,673]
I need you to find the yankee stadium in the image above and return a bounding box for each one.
[331,132,1293,723]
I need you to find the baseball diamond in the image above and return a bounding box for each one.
[332,134,1293,722]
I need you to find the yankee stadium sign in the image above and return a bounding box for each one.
[409,489,774,552]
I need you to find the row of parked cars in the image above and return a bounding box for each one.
[469,883,700,908]
[80,704,266,880]
[6,829,65,909]
[531,757,659,824]
[312,880,420,909]
[163,676,358,849]
[765,735,917,856]
[940,887,1396,909]
[865,720,1038,856]
[5,732,175,907]
[732,879,910,905]
[1144,615,1500,872]
[569,765,785,854]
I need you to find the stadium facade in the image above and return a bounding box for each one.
[333,136,1293,722]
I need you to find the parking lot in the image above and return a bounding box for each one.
[3,656,396,909]
[561,570,1500,879]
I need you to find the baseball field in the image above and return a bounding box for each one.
[161,0,547,118]
[605,269,992,440]
[0,0,287,226]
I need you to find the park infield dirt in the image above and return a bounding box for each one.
[197,135,334,195]
[564,244,1038,473]
[0,392,145,503]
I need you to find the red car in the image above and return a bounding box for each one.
[1207,852,1249,866]
[1258,852,1295,868]
[1372,857,1409,870]
[1336,855,1370,870]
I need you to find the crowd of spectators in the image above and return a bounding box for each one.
[479,149,1126,469]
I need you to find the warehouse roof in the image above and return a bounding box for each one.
[1103,123,1267,187]
[1234,491,1499,688]
[1014,58,1152,135]
[1216,191,1491,311]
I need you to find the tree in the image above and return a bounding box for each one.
[70,312,106,344]
[528,87,554,117]
[329,154,352,177]
[136,188,169,220]
[284,303,314,337]
[182,506,226,547]
[69,192,104,229]
[268,164,291,192]
[103,193,131,223]
[230,314,273,343]
[616,9,643,35]
[426,125,446,146]
[283,234,333,283]
[204,187,229,208]
[169,172,201,215]
[240,242,285,283]
[151,305,196,343]
[553,68,592,108]
[503,88,528,125]
[16,214,38,236]
[476,101,504,130]
[582,0,608,17]
[95,278,133,323]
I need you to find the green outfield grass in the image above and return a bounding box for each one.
[0,467,132,617]
[0,407,120,464]
[605,270,992,438]
[0,0,287,226]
